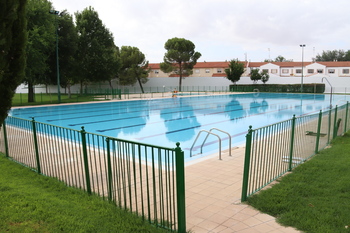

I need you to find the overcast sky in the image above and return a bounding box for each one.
[52,0,350,63]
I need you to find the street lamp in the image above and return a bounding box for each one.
[300,44,306,93]
[49,9,61,103]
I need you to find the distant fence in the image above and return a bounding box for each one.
[0,117,186,232]
[230,83,325,93]
[241,102,350,201]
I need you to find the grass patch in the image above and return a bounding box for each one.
[247,133,350,233]
[0,155,168,232]
[11,93,101,106]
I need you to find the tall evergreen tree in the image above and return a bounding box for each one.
[119,46,149,93]
[0,0,28,125]
[75,7,120,92]
[47,10,78,98]
[25,0,55,102]
[160,37,201,91]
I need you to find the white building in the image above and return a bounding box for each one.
[16,61,350,94]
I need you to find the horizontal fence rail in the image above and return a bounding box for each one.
[0,117,186,232]
[242,102,350,201]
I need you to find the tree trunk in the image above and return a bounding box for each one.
[178,62,183,92]
[80,81,83,94]
[28,82,35,102]
[108,79,113,89]
[137,77,144,93]
[67,83,71,99]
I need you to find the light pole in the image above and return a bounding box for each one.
[300,44,306,93]
[49,9,61,103]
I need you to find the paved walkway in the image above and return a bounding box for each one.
[185,147,300,233]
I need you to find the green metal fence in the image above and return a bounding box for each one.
[0,117,186,232]
[241,102,350,201]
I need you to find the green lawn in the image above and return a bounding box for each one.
[11,93,101,106]
[0,155,168,232]
[247,133,350,233]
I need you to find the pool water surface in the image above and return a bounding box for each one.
[10,93,350,161]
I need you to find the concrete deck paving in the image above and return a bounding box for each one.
[184,147,301,233]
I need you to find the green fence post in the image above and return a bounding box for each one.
[81,126,92,194]
[315,110,322,154]
[2,121,9,157]
[175,142,186,233]
[333,106,338,139]
[106,138,113,201]
[31,117,41,174]
[241,125,253,202]
[327,108,332,145]
[288,115,296,171]
[344,102,349,134]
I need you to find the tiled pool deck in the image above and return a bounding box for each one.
[184,147,300,233]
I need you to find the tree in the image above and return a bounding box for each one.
[264,56,292,62]
[119,46,149,93]
[0,0,27,125]
[250,69,261,83]
[274,55,292,62]
[160,37,201,91]
[261,70,270,84]
[315,49,350,61]
[25,0,55,102]
[75,7,120,93]
[47,10,78,98]
[224,59,244,84]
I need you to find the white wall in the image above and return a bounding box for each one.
[15,75,350,94]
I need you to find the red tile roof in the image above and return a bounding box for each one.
[212,73,226,77]
[148,61,350,70]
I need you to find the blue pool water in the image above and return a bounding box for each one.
[9,93,350,161]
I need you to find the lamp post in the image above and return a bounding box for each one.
[49,9,61,103]
[300,44,306,93]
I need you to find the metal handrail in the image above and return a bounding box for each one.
[190,130,222,159]
[201,128,232,157]
[190,128,232,160]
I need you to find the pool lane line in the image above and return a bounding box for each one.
[14,93,324,118]
[133,104,331,141]
[47,95,321,124]
[93,103,281,133]
[44,97,247,123]
[13,94,222,117]
[84,99,329,133]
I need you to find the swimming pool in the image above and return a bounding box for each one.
[9,93,350,161]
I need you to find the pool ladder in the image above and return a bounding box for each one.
[190,128,231,160]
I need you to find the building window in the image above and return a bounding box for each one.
[262,69,269,73]
[217,68,222,73]
[195,69,200,73]
[328,69,335,74]
[343,69,349,74]
[296,69,302,74]
[317,69,323,73]
[205,69,210,73]
[154,70,159,74]
[308,69,314,74]
[282,69,289,74]
[271,69,277,74]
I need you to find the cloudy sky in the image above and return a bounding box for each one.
[52,0,350,63]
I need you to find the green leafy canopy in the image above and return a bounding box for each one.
[160,37,201,91]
